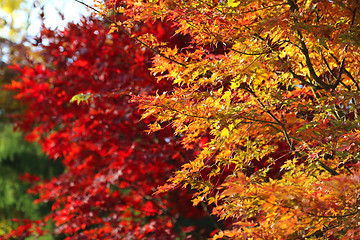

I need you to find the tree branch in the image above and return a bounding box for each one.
[243,85,294,151]
[74,0,187,67]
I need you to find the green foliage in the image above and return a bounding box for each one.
[0,124,41,162]
[0,1,62,238]
[0,123,63,237]
[70,92,94,105]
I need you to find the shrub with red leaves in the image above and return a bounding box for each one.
[5,17,216,239]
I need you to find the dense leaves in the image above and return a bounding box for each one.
[0,15,63,237]
[97,0,360,239]
[8,0,360,239]
[5,17,216,239]
[0,123,62,238]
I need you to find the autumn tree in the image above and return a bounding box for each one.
[0,0,67,237]
[87,0,360,239]
[4,14,219,239]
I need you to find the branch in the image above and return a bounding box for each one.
[286,0,332,89]
[231,48,272,56]
[331,58,345,91]
[244,85,341,176]
[297,30,332,89]
[286,66,318,88]
[317,160,339,176]
[320,51,350,91]
[308,208,358,219]
[73,0,187,67]
[286,0,299,12]
[329,52,360,91]
[243,85,294,151]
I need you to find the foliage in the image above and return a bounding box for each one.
[0,5,63,236]
[91,0,360,239]
[5,16,218,239]
[0,123,62,238]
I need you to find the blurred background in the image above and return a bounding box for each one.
[0,0,92,237]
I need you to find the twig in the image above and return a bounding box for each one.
[73,0,187,67]
[244,86,294,151]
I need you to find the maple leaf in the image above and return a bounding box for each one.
[6,14,217,239]
[101,0,360,238]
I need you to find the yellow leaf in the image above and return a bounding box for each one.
[220,128,229,138]
[192,196,203,206]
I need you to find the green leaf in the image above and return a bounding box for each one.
[70,93,93,105]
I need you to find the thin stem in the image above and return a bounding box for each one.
[331,58,345,91]
[320,51,350,91]
[166,103,281,126]
[231,48,272,56]
[329,52,360,91]
[245,86,294,151]
[308,208,358,219]
[74,0,187,67]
